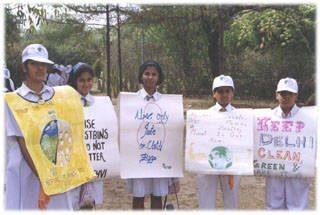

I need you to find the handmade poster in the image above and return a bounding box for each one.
[4,86,96,195]
[185,109,254,175]
[118,92,184,178]
[253,106,316,178]
[83,96,120,180]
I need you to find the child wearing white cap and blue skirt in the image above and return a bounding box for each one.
[197,75,241,210]
[265,77,310,210]
[4,44,78,210]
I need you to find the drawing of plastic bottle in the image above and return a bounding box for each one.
[136,102,166,152]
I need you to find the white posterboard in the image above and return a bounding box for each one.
[185,109,254,175]
[118,92,184,179]
[84,96,120,180]
[253,106,316,178]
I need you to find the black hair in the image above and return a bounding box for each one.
[21,60,30,80]
[67,63,94,90]
[138,60,164,85]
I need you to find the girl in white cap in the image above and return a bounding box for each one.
[197,74,241,210]
[4,44,77,210]
[67,62,104,209]
[265,77,310,210]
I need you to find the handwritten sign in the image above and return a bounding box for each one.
[84,96,120,180]
[253,106,316,178]
[185,109,254,175]
[118,92,184,179]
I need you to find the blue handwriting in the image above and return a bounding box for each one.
[156,111,169,124]
[135,108,153,120]
[140,122,156,139]
[139,153,157,164]
[139,140,163,151]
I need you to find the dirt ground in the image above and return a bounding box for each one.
[94,96,316,211]
[96,173,315,211]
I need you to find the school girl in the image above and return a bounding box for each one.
[126,60,178,210]
[265,77,310,210]
[67,62,104,209]
[197,75,241,210]
[4,44,76,210]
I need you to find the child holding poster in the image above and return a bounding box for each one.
[265,77,310,210]
[4,44,93,210]
[197,75,241,210]
[125,60,179,210]
[67,62,104,209]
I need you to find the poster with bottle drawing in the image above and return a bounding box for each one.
[185,109,254,175]
[118,92,184,179]
[253,106,316,178]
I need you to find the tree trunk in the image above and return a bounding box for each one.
[200,7,220,79]
[218,6,225,74]
[106,5,111,97]
[117,5,122,91]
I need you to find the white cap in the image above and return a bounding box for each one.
[22,44,54,64]
[212,75,234,91]
[276,77,298,93]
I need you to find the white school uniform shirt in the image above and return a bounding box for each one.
[79,92,95,107]
[197,102,242,210]
[126,88,170,197]
[265,104,310,210]
[208,102,235,112]
[71,92,104,208]
[5,82,75,210]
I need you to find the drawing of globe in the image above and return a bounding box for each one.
[40,119,74,166]
[208,146,233,169]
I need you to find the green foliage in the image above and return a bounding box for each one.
[226,5,315,55]
[5,6,24,86]
[4,4,315,103]
[224,5,315,101]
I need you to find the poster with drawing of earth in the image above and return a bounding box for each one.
[208,146,233,169]
[40,119,73,166]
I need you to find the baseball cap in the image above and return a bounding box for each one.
[276,77,298,93]
[22,44,54,64]
[212,75,234,92]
